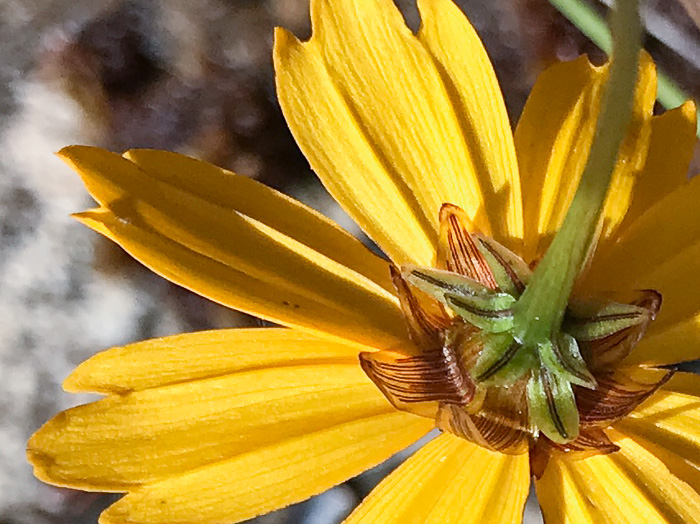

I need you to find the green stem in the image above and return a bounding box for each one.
[513,0,642,347]
[549,0,700,136]
[657,71,692,113]
[549,0,612,50]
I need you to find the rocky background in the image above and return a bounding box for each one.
[1,0,699,522]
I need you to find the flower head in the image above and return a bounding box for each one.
[28,0,700,522]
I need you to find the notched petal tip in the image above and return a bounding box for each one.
[26,438,56,472]
[71,208,109,222]
[26,446,77,492]
[56,144,94,161]
[26,413,74,486]
[26,452,60,487]
[272,25,304,58]
[70,208,120,243]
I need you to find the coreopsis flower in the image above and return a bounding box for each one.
[28,0,700,522]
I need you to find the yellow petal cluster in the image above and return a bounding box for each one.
[28,0,700,522]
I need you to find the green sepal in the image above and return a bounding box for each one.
[444,291,515,333]
[475,235,531,297]
[470,332,536,386]
[527,368,580,444]
[538,333,596,389]
[403,265,491,304]
[564,300,648,341]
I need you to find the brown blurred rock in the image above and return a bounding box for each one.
[42,0,309,188]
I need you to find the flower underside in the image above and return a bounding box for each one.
[360,203,672,477]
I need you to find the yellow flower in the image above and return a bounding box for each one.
[27,0,700,522]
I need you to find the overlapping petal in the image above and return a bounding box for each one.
[97,409,429,524]
[516,56,602,260]
[536,430,700,523]
[584,177,700,365]
[587,172,700,294]
[29,330,432,523]
[63,328,364,394]
[613,241,700,332]
[274,0,521,267]
[61,146,407,349]
[416,0,523,248]
[125,149,395,294]
[615,373,700,492]
[29,2,700,524]
[614,101,696,230]
[344,433,529,523]
[628,318,700,366]
[516,54,656,261]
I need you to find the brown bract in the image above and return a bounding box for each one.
[360,203,672,475]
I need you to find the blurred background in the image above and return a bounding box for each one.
[1,0,700,522]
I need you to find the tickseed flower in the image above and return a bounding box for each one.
[28,0,700,522]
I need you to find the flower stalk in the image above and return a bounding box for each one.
[513,0,643,347]
[504,0,643,441]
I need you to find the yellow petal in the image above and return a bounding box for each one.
[617,240,700,334]
[61,146,406,349]
[516,54,655,261]
[344,433,530,523]
[63,328,362,394]
[616,433,700,495]
[599,54,656,240]
[29,355,432,523]
[614,101,696,231]
[274,0,520,267]
[416,0,522,248]
[516,56,600,260]
[585,176,700,344]
[537,429,700,524]
[98,410,429,524]
[627,316,700,366]
[589,174,700,290]
[124,149,394,294]
[614,375,700,492]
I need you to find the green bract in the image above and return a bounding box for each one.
[403,246,652,443]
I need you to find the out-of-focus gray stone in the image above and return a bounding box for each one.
[298,485,359,524]
[524,486,545,524]
[0,2,267,521]
[0,77,150,520]
[0,71,259,522]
